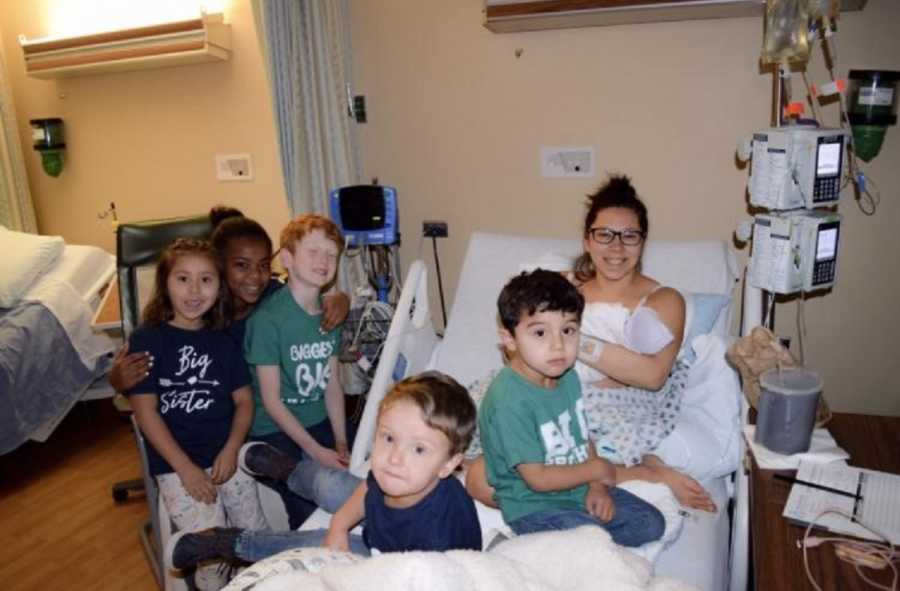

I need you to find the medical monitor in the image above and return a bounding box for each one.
[748,127,847,210]
[329,185,398,246]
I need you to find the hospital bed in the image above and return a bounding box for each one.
[0,232,117,455]
[286,231,751,591]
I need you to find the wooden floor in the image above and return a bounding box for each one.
[0,400,158,591]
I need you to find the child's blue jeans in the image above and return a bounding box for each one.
[507,487,665,548]
[252,420,359,528]
[235,528,371,562]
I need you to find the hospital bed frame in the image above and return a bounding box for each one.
[329,232,756,591]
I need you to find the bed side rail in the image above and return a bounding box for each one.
[349,260,440,477]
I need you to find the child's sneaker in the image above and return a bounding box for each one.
[239,442,297,481]
[165,527,241,571]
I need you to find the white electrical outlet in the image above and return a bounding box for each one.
[215,153,253,181]
[540,146,595,178]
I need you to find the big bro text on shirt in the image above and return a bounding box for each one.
[288,339,335,403]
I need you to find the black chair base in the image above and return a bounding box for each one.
[112,478,145,503]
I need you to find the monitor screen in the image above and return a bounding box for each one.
[338,186,386,231]
[816,142,841,177]
[816,226,838,261]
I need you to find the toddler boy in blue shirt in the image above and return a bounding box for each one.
[166,372,482,570]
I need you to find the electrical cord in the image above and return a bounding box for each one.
[796,291,807,366]
[431,236,448,331]
[800,508,898,590]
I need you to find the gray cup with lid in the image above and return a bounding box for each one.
[755,367,823,454]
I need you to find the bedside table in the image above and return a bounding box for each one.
[750,412,900,590]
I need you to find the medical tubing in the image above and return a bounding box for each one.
[796,292,806,366]
[820,29,880,215]
[801,508,897,591]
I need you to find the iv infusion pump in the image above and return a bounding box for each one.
[748,210,841,294]
[748,126,848,210]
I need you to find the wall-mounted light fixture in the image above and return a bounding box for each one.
[18,12,230,79]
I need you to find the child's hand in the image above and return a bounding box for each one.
[585,482,615,523]
[108,343,153,392]
[323,526,350,553]
[335,440,350,466]
[313,445,349,471]
[211,448,238,484]
[178,463,217,504]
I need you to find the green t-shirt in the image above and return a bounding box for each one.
[479,366,591,524]
[244,287,342,436]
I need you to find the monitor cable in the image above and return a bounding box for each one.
[430,235,448,332]
[799,508,897,591]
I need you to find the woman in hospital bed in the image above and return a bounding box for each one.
[468,175,715,513]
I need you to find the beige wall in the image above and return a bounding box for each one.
[3,0,897,415]
[348,0,900,415]
[0,0,289,253]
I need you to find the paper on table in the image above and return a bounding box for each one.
[782,461,900,544]
[743,426,850,469]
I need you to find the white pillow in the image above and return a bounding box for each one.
[678,291,732,362]
[655,333,741,481]
[0,228,65,308]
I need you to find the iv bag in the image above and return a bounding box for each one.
[762,0,811,65]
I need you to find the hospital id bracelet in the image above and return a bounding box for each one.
[579,334,606,364]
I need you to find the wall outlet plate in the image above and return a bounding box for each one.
[423,220,448,238]
[216,153,253,181]
[540,146,595,178]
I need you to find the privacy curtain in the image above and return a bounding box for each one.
[0,33,37,232]
[252,0,359,216]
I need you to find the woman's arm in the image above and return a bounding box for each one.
[324,356,349,463]
[257,365,346,470]
[615,455,716,512]
[130,394,216,503]
[464,456,498,508]
[579,288,685,390]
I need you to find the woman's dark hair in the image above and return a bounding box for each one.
[574,175,649,283]
[142,238,225,329]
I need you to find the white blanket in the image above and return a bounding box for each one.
[225,526,699,591]
[21,244,116,368]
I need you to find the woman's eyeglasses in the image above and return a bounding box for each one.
[587,228,646,246]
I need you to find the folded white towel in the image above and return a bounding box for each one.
[743,426,850,470]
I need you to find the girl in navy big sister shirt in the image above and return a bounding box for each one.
[126,238,267,591]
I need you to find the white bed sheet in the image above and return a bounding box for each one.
[21,243,116,367]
